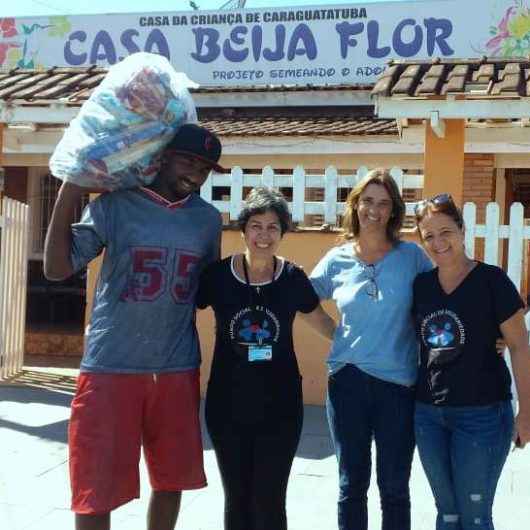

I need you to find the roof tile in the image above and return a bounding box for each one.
[371,64,402,97]
[371,57,530,100]
[391,64,423,96]
[200,116,397,137]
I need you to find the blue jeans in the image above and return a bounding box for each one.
[327,363,415,530]
[415,401,514,530]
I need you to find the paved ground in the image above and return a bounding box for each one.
[1,365,530,530]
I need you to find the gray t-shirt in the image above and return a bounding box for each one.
[70,187,221,373]
[310,240,432,386]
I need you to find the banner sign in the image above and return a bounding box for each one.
[1,1,529,85]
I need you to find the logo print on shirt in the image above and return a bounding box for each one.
[426,322,455,348]
[238,319,272,343]
[230,306,280,346]
[421,309,465,350]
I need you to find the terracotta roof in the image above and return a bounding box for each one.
[0,67,108,105]
[18,116,397,137]
[371,57,530,99]
[0,66,370,105]
[0,66,395,137]
[200,116,397,136]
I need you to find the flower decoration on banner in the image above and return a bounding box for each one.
[486,1,530,56]
[47,16,71,38]
[0,17,66,69]
[0,18,17,39]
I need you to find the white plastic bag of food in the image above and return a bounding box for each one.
[49,52,197,190]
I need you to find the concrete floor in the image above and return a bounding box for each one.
[1,366,529,530]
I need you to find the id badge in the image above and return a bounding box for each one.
[248,345,273,362]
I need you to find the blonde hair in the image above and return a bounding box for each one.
[340,168,405,243]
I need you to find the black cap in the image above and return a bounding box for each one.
[166,123,224,172]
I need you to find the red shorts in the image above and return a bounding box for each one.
[69,370,206,514]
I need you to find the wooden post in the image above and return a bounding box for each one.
[423,119,466,206]
[0,123,4,210]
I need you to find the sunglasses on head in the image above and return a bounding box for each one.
[414,193,454,216]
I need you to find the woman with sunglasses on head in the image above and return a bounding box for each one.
[412,194,530,530]
[196,187,336,530]
[309,169,433,530]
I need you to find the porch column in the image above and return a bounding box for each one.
[423,119,465,206]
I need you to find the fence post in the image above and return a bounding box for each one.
[13,204,25,373]
[5,199,16,378]
[262,166,274,189]
[229,166,243,221]
[200,172,213,203]
[484,202,500,266]
[507,202,524,291]
[292,166,305,224]
[390,167,404,195]
[0,198,6,378]
[16,204,30,372]
[463,202,477,258]
[10,201,22,377]
[324,166,338,225]
[356,166,369,184]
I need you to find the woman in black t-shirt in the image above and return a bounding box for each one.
[412,194,530,530]
[197,187,335,530]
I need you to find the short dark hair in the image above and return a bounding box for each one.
[237,187,291,235]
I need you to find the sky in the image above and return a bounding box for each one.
[3,0,407,18]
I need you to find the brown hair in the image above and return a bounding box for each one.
[414,194,464,237]
[340,168,405,243]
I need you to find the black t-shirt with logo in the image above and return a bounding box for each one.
[196,256,319,429]
[413,262,523,406]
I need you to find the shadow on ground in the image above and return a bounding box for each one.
[0,368,334,459]
[0,376,73,444]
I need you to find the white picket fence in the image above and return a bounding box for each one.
[203,165,424,224]
[202,165,529,291]
[464,201,530,405]
[0,197,30,380]
[202,165,530,286]
[463,201,529,291]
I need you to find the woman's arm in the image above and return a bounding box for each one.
[299,303,336,342]
[500,309,530,448]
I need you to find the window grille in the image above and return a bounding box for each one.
[32,174,88,256]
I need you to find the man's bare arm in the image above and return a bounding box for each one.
[44,182,84,281]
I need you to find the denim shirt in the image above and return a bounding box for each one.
[310,240,432,386]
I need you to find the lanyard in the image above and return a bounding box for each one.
[242,255,277,315]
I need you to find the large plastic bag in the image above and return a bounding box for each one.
[49,52,197,190]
